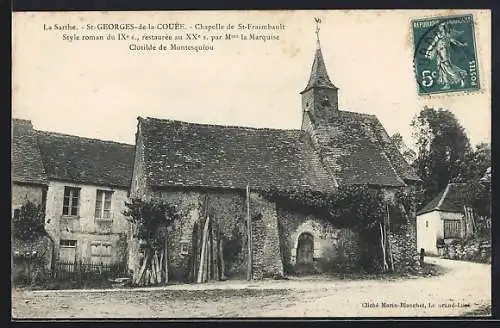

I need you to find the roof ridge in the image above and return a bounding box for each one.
[380,150,406,186]
[142,116,303,133]
[36,130,135,147]
[436,183,452,210]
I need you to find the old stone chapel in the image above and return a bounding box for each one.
[127,36,421,281]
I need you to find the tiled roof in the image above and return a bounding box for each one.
[11,119,48,185]
[139,117,335,192]
[311,111,411,187]
[300,47,338,93]
[417,183,470,215]
[360,114,420,182]
[36,131,135,188]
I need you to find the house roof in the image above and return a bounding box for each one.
[311,111,418,187]
[300,47,338,93]
[11,119,48,185]
[36,131,135,188]
[139,117,335,192]
[417,183,470,215]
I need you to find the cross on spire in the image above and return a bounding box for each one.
[314,17,322,48]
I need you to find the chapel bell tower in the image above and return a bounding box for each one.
[300,18,339,126]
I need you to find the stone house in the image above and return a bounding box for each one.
[35,131,135,265]
[11,119,53,281]
[128,42,420,281]
[12,119,48,215]
[416,183,473,255]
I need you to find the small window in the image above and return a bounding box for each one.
[63,187,80,216]
[13,209,20,220]
[180,243,189,255]
[425,221,429,228]
[59,240,77,263]
[95,190,113,219]
[60,239,77,247]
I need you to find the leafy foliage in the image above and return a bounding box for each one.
[411,106,471,204]
[389,188,418,233]
[123,198,179,251]
[12,200,46,241]
[260,185,389,231]
[462,143,491,182]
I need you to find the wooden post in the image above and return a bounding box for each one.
[379,222,388,272]
[134,250,148,285]
[190,222,198,282]
[213,222,220,280]
[246,184,252,281]
[386,204,395,272]
[463,205,468,237]
[219,236,226,280]
[197,215,210,283]
[164,234,169,285]
[471,208,476,234]
[207,220,213,281]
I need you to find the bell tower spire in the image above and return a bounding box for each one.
[301,17,339,127]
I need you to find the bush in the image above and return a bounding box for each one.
[13,200,46,241]
[440,237,491,263]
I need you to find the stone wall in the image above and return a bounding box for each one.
[12,183,46,212]
[389,217,419,270]
[276,205,361,274]
[130,123,152,200]
[206,190,248,278]
[250,193,283,279]
[128,188,287,282]
[44,180,130,264]
[134,189,250,281]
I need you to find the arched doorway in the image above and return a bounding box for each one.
[296,232,314,265]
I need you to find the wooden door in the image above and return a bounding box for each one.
[296,233,314,265]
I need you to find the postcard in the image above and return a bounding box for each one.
[11,10,491,319]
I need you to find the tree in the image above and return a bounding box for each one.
[13,200,46,241]
[390,133,417,165]
[123,198,179,286]
[462,142,491,182]
[411,106,471,204]
[12,200,48,286]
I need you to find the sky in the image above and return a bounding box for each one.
[12,10,491,149]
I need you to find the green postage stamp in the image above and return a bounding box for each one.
[412,14,480,95]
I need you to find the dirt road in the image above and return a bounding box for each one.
[11,258,491,318]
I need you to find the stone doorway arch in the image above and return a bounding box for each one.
[296,232,314,265]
